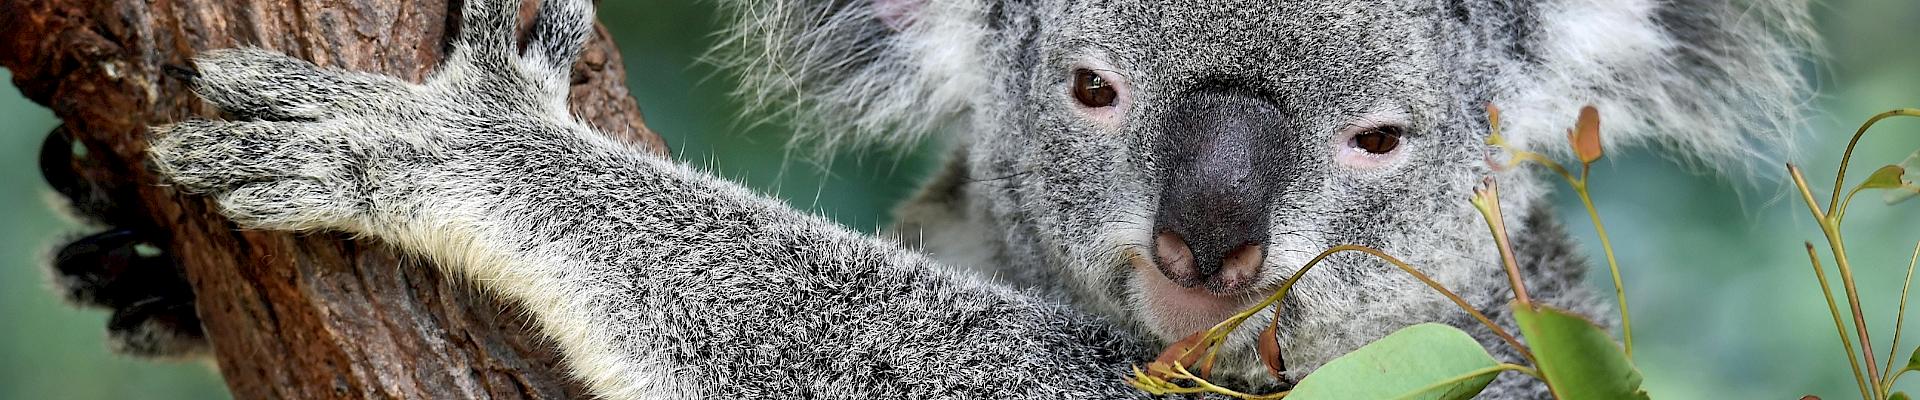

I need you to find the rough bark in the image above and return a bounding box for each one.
[1,0,664,398]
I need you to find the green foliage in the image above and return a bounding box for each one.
[1789,108,1920,400]
[1862,165,1906,190]
[1512,304,1650,400]
[1285,323,1501,400]
[1885,150,1920,205]
[1907,347,1920,374]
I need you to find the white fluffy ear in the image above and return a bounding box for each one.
[1491,0,1813,172]
[712,0,992,152]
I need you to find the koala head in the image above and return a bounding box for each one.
[719,0,1808,381]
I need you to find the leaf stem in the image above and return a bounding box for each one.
[1348,245,1536,363]
[1837,185,1868,226]
[1795,164,1879,400]
[1494,135,1635,357]
[1882,241,1920,394]
[1827,205,1880,393]
[1804,242,1874,400]
[1211,245,1532,362]
[1472,178,1534,308]
[1890,368,1917,391]
[1572,174,1632,357]
[1504,151,1578,184]
[1828,109,1920,217]
[1172,364,1288,399]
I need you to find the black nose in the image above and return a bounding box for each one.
[1150,85,1285,292]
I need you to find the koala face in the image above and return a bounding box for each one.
[721,0,1806,383]
[965,0,1502,374]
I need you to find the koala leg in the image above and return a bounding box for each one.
[145,1,1157,398]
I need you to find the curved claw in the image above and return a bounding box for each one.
[107,296,208,358]
[48,228,208,358]
[40,127,121,224]
[50,229,190,309]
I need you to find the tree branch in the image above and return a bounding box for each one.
[1,0,663,397]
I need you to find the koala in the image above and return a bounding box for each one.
[41,0,1809,397]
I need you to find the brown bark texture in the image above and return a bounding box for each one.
[2,0,665,398]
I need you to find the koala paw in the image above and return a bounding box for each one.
[149,0,599,231]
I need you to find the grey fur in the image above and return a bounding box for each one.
[145,0,1810,398]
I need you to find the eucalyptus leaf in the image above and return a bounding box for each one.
[1512,304,1651,400]
[1862,165,1908,189]
[1906,346,1920,373]
[1286,323,1499,400]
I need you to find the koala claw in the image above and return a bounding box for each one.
[106,295,209,358]
[47,229,207,358]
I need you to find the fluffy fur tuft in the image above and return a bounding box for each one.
[708,0,991,153]
[1494,0,1815,173]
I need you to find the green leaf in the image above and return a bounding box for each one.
[1891,391,1910,400]
[1863,165,1908,189]
[1905,346,1920,373]
[1513,304,1651,400]
[1287,323,1500,400]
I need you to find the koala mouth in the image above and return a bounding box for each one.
[1129,246,1270,340]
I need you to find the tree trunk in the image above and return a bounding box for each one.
[1,0,664,398]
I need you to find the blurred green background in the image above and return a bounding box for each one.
[1,1,1915,398]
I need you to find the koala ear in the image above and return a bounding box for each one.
[1490,0,1813,172]
[713,0,993,152]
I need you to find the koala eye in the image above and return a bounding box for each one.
[1334,110,1411,170]
[1071,69,1118,108]
[1350,126,1403,154]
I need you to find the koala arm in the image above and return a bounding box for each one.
[146,0,1147,398]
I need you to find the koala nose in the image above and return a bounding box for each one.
[1154,231,1266,292]
[1149,84,1284,293]
[1151,183,1270,291]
